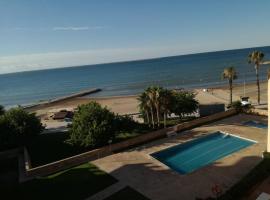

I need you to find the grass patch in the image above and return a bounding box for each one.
[219,152,270,200]
[161,116,197,127]
[27,123,153,167]
[114,123,153,143]
[0,157,18,186]
[1,163,117,200]
[27,117,195,167]
[104,186,150,200]
[27,132,92,167]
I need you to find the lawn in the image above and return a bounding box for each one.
[27,123,153,167]
[27,132,91,167]
[219,152,270,200]
[27,117,194,167]
[105,186,150,200]
[0,157,18,186]
[1,163,117,200]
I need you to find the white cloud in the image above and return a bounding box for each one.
[53,26,89,31]
[52,26,106,31]
[1,26,107,32]
[0,41,256,74]
[0,46,191,74]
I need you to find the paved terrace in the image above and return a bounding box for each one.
[92,114,267,200]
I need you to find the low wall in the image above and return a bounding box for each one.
[23,147,32,170]
[173,108,237,132]
[244,108,268,116]
[25,109,237,178]
[25,127,170,177]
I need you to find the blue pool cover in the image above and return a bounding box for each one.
[151,132,255,174]
[243,121,267,129]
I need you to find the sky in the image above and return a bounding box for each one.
[0,0,270,74]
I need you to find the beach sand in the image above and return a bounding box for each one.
[212,81,267,109]
[34,81,267,120]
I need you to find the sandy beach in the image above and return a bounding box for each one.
[34,81,267,122]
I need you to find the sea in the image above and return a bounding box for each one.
[1,46,270,108]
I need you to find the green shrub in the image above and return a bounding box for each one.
[227,100,242,111]
[67,102,120,148]
[0,105,5,116]
[114,115,138,132]
[171,91,198,118]
[227,100,253,112]
[0,107,44,151]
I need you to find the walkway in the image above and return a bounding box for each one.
[85,182,126,200]
[247,176,270,200]
[92,114,267,200]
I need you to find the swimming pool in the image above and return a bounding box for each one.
[243,121,267,129]
[151,131,255,174]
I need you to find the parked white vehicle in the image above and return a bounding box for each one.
[240,96,251,106]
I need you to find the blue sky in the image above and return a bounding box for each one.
[0,0,270,74]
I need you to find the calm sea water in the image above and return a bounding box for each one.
[1,46,270,108]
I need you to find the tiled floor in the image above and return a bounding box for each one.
[92,114,267,200]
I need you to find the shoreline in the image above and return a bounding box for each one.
[70,79,266,101]
[31,80,267,129]
[24,88,101,112]
[14,78,266,112]
[25,79,267,117]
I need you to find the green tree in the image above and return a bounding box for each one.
[222,66,237,105]
[114,114,138,133]
[152,86,162,127]
[248,51,264,105]
[171,91,198,118]
[67,102,118,148]
[138,86,170,128]
[0,105,5,115]
[160,89,173,128]
[145,86,156,128]
[138,87,197,127]
[138,91,151,126]
[0,107,44,150]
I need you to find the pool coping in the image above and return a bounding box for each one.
[92,114,267,199]
[242,120,268,129]
[147,130,258,175]
[220,131,258,144]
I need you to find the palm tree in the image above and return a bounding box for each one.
[137,92,150,126]
[222,67,237,105]
[153,87,162,127]
[160,89,173,128]
[146,87,156,128]
[139,86,174,128]
[248,51,264,105]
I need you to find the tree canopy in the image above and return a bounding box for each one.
[0,107,44,151]
[222,66,237,104]
[248,50,264,105]
[138,86,198,127]
[67,102,135,148]
[171,90,198,118]
[0,105,5,116]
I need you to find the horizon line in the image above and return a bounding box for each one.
[1,45,269,76]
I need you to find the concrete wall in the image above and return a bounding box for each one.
[244,108,268,116]
[25,127,170,177]
[25,108,237,178]
[173,108,237,132]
